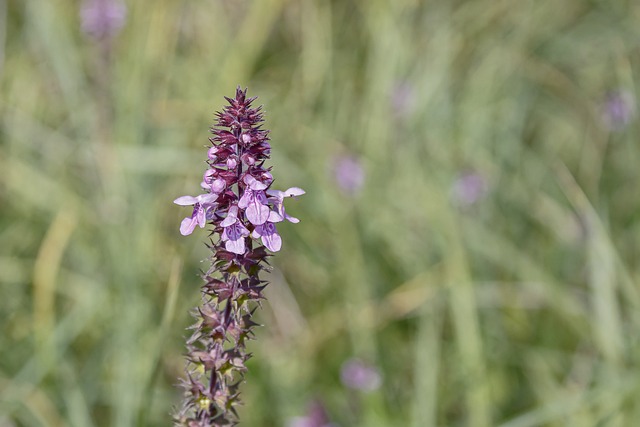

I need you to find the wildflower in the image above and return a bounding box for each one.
[80,0,127,40]
[173,87,303,426]
[287,400,335,427]
[174,194,218,236]
[238,175,270,225]
[390,81,417,120]
[332,154,365,196]
[340,358,382,392]
[220,206,250,254]
[601,90,636,131]
[267,187,305,223]
[451,171,488,208]
[251,212,284,252]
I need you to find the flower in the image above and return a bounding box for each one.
[251,211,285,252]
[174,194,218,236]
[451,171,488,208]
[601,90,636,131]
[220,206,250,254]
[80,0,127,40]
[173,87,304,426]
[238,175,270,225]
[390,81,417,119]
[266,187,305,223]
[286,400,335,427]
[340,358,382,392]
[332,154,365,196]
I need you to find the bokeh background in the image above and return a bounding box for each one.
[2,0,640,426]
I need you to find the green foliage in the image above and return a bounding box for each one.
[2,0,640,426]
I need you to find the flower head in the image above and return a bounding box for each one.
[451,171,488,208]
[332,154,365,196]
[80,0,127,40]
[340,358,382,392]
[602,90,636,131]
[173,87,303,426]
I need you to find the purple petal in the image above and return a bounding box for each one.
[225,238,245,254]
[174,196,197,206]
[223,223,249,254]
[180,217,197,236]
[197,193,218,205]
[244,174,267,190]
[226,157,238,168]
[203,169,215,184]
[284,187,305,197]
[195,206,206,228]
[238,190,252,209]
[220,206,239,227]
[266,189,284,200]
[285,213,300,223]
[262,230,282,252]
[246,201,270,225]
[211,178,226,193]
[254,222,282,252]
[268,211,284,223]
[226,222,249,240]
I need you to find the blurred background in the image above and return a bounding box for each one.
[2,0,640,426]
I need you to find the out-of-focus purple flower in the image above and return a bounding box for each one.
[340,358,382,392]
[174,194,218,236]
[332,155,365,196]
[390,81,417,119]
[601,90,636,131]
[286,400,335,427]
[451,171,488,207]
[80,0,127,40]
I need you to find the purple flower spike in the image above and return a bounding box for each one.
[172,87,303,426]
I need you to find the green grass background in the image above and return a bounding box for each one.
[2,0,640,426]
